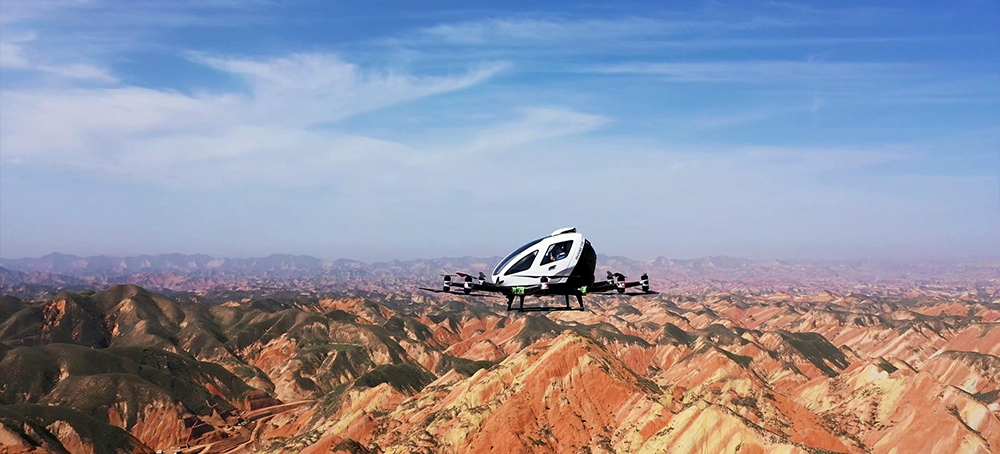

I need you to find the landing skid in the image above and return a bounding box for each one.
[512,306,586,312]
[507,294,585,313]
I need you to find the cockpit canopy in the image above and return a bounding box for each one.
[492,229,580,277]
[489,228,597,287]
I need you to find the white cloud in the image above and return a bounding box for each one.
[0,41,29,68]
[1,53,523,186]
[683,107,788,132]
[0,29,35,68]
[409,15,794,47]
[0,28,117,82]
[35,63,117,82]
[192,53,508,127]
[589,61,912,84]
[466,107,609,153]
[419,17,680,45]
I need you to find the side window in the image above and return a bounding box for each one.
[540,240,574,265]
[504,251,538,275]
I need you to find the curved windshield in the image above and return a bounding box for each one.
[493,237,545,275]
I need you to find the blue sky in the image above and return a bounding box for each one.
[1,0,997,261]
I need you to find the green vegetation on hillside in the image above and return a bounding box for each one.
[354,363,436,393]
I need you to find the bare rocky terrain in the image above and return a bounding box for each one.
[1,257,998,454]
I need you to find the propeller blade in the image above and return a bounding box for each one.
[418,287,498,298]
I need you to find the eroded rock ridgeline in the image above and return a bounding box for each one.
[1,285,998,453]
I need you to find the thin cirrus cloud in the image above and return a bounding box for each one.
[587,61,915,84]
[385,10,962,53]
[0,30,33,68]
[0,52,511,185]
[0,29,117,82]
[385,14,799,52]
[190,53,509,128]
[465,107,610,154]
[579,59,999,107]
[1,52,613,189]
[414,17,762,45]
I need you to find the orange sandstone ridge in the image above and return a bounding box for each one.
[0,285,998,454]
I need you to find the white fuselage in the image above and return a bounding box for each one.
[492,228,586,287]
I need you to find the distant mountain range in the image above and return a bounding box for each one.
[2,252,997,285]
[0,252,505,279]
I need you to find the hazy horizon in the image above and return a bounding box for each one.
[2,1,998,262]
[3,248,998,265]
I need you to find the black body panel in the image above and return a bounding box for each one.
[567,239,597,287]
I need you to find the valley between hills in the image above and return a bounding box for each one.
[0,257,998,453]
